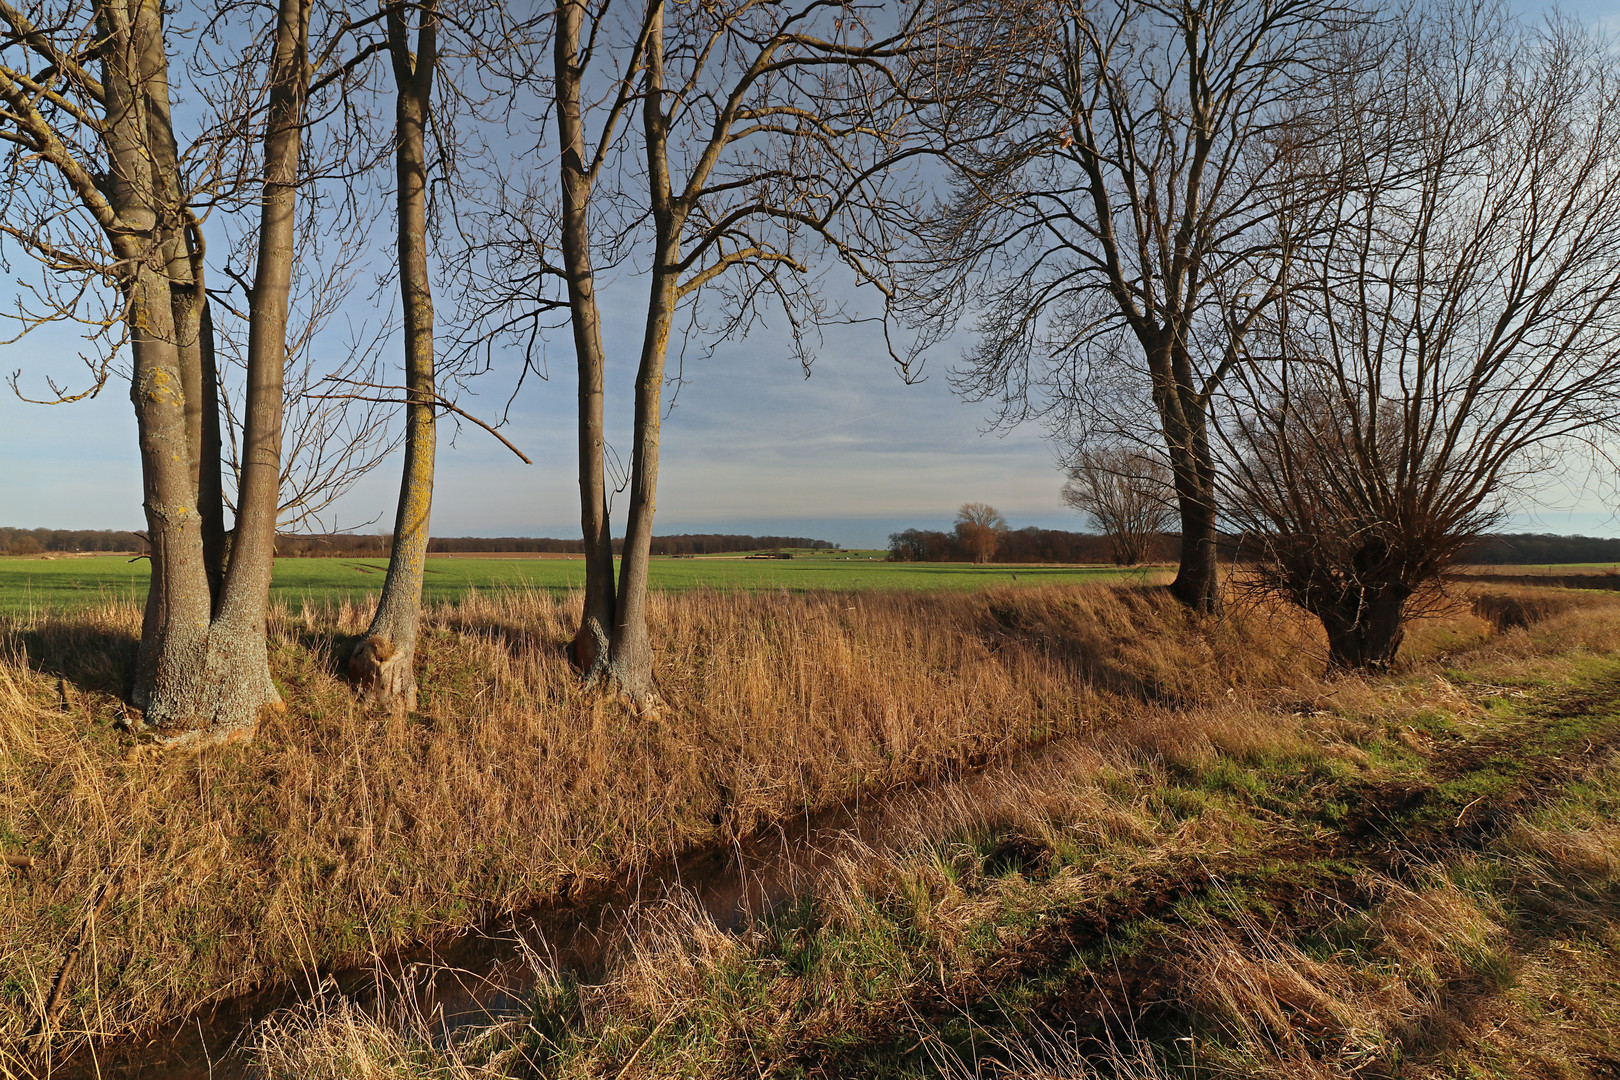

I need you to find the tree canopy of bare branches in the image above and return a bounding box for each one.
[452,0,931,701]
[907,0,1354,611]
[954,501,1006,563]
[1220,1,1620,669]
[1061,448,1174,565]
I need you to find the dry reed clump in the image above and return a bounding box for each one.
[1443,583,1620,678]
[241,982,534,1080]
[0,582,1336,1059]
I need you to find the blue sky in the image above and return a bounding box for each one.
[4,0,1619,550]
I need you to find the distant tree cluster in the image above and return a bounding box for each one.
[0,528,149,555]
[888,525,1175,565]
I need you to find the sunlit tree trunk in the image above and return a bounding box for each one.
[606,0,678,704]
[553,0,616,678]
[139,0,310,738]
[354,0,439,710]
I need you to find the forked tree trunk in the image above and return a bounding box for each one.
[353,1,439,711]
[133,0,310,740]
[554,0,616,678]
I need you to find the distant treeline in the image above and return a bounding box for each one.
[888,527,1181,564]
[278,533,837,557]
[1458,533,1620,565]
[0,528,149,555]
[0,529,838,557]
[888,527,1620,566]
[428,534,837,556]
[10,526,1620,564]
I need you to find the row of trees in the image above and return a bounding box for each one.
[7,0,1620,738]
[2,0,925,731]
[288,533,837,557]
[916,0,1620,667]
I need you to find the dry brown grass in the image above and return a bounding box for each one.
[0,582,1336,1060]
[5,576,1605,1075]
[216,581,1620,1080]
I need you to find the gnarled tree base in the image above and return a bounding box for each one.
[131,635,284,747]
[348,635,417,712]
[1319,591,1410,673]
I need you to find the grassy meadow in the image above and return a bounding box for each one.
[0,552,1162,615]
[1,574,1617,1078]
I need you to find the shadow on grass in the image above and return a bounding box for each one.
[4,618,139,702]
[979,583,1199,708]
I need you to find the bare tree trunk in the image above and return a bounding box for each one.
[1170,483,1219,610]
[1320,590,1408,671]
[609,268,676,702]
[1150,339,1220,613]
[608,2,674,705]
[129,263,215,717]
[553,0,615,678]
[354,1,438,711]
[142,0,309,738]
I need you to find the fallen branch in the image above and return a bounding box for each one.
[4,853,34,869]
[30,866,120,1050]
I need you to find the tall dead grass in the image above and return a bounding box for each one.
[0,578,1565,1064]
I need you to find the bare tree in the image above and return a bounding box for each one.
[0,0,340,739]
[1061,448,1174,565]
[1220,2,1620,669]
[955,501,1006,563]
[908,0,1352,612]
[456,0,927,703]
[345,0,440,709]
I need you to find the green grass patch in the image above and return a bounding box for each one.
[0,553,1163,613]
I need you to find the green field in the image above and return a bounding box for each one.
[0,552,1164,614]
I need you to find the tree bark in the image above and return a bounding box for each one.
[97,0,214,716]
[1320,590,1408,672]
[607,0,675,705]
[354,0,439,712]
[139,0,310,738]
[1168,465,1219,612]
[609,265,677,703]
[1148,338,1221,613]
[128,262,214,719]
[553,0,615,678]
